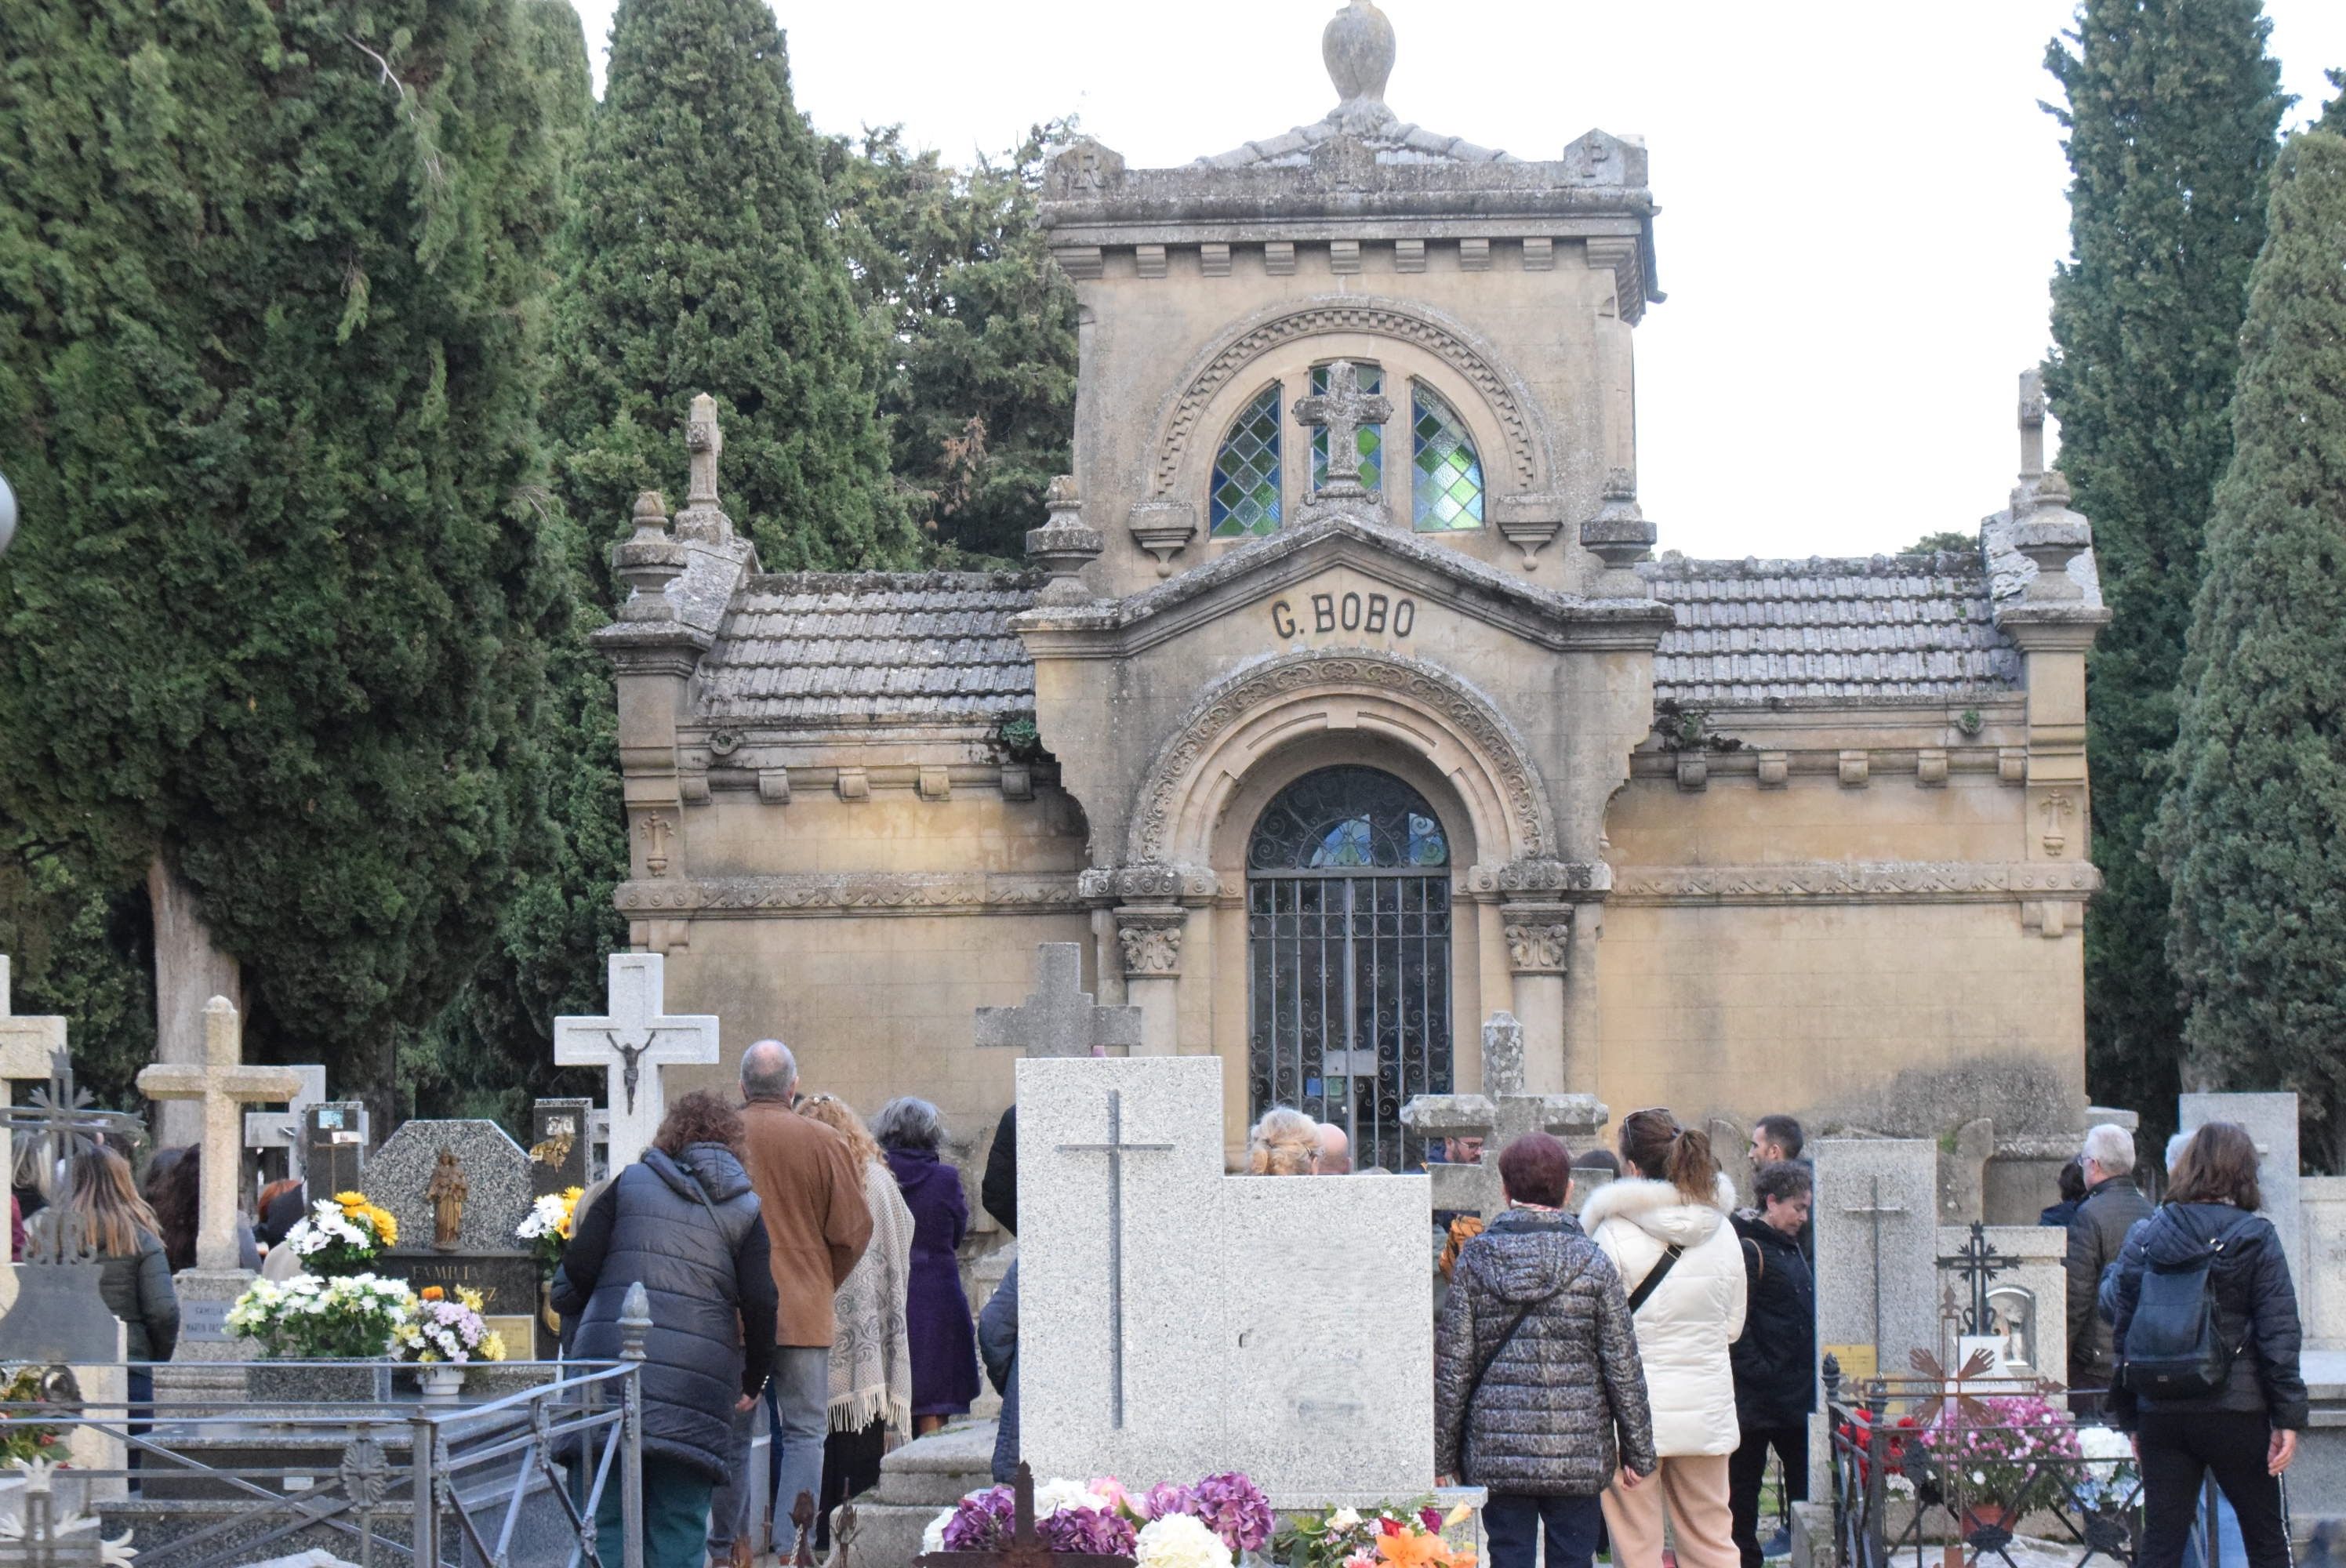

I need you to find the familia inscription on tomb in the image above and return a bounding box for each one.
[369,1120,539,1354]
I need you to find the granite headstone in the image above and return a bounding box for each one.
[2181,1091,2301,1283]
[370,1119,538,1356]
[1813,1138,1941,1382]
[528,1098,592,1200]
[302,1102,370,1200]
[1019,1054,1433,1505]
[242,1064,328,1181]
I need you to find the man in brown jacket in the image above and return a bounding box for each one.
[708,1038,872,1564]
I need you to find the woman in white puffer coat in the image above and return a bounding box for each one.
[1583,1108,1747,1568]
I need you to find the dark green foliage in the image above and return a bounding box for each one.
[1900,531,1977,556]
[547,0,921,571]
[2042,0,2287,1126]
[0,840,154,1105]
[826,124,1082,563]
[0,0,567,1098]
[2319,68,2345,135]
[2155,132,2346,1167]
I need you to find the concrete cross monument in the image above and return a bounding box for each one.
[1293,358,1392,500]
[554,953,721,1171]
[974,943,1141,1059]
[243,1063,328,1180]
[1400,1012,1610,1220]
[0,956,70,1193]
[136,997,305,1274]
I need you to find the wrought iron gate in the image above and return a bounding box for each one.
[1246,766,1452,1171]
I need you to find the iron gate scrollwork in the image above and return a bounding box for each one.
[1246,766,1452,1171]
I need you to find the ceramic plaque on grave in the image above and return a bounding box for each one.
[528,1098,592,1199]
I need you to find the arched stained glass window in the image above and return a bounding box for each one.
[1247,766,1450,872]
[1209,385,1284,539]
[1411,383,1484,532]
[1309,362,1384,492]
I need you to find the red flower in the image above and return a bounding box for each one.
[1421,1509,1444,1535]
[1380,1517,1405,1538]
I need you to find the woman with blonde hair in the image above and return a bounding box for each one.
[1247,1106,1321,1175]
[797,1093,915,1550]
[1582,1108,1745,1568]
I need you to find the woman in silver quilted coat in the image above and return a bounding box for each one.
[1436,1131,1658,1568]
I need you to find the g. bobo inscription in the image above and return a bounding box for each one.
[1270,591,1416,640]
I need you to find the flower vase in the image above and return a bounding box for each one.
[418,1364,467,1406]
[1960,1502,2011,1539]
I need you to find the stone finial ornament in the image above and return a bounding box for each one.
[2006,370,2091,603]
[1324,0,1397,131]
[612,491,687,622]
[674,392,735,544]
[1581,470,1657,572]
[1025,474,1105,606]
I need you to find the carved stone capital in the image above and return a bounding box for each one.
[1079,862,1221,905]
[1503,907,1574,975]
[1115,908,1187,978]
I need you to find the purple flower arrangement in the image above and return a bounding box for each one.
[928,1468,1273,1560]
[1191,1472,1275,1553]
[1038,1505,1141,1556]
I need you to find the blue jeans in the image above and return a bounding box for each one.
[1484,1492,1603,1568]
[707,1348,828,1554]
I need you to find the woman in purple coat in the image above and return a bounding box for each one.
[874,1097,981,1433]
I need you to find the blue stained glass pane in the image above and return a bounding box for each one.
[1411,384,1484,532]
[1309,363,1384,492]
[1209,386,1284,538]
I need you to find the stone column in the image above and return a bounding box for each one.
[1115,907,1185,1057]
[1501,904,1571,1097]
[148,856,240,1149]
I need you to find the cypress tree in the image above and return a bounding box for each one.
[0,0,566,1098]
[2155,131,2346,1164]
[547,0,921,571]
[2041,0,2287,1123]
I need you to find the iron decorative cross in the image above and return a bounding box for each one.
[1293,359,1392,497]
[1842,1175,1908,1359]
[1936,1219,2018,1337]
[1055,1089,1171,1429]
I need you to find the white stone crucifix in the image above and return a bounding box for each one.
[1400,1012,1608,1221]
[554,953,720,1171]
[975,943,1142,1058]
[136,997,303,1272]
[243,1064,328,1178]
[0,956,71,1192]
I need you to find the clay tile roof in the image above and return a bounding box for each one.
[695,572,1044,727]
[1638,553,2021,707]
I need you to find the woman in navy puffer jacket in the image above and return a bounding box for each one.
[556,1092,779,1568]
[2110,1121,2307,1568]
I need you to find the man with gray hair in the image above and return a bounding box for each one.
[2065,1121,2151,1414]
[709,1039,872,1564]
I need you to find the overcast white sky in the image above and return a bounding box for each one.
[573,2,2345,562]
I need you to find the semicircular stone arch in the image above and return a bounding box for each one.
[1124,648,1556,870]
[1148,296,1551,500]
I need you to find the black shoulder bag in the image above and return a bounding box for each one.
[1628,1243,1687,1313]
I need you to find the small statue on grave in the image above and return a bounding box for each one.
[426,1147,467,1251]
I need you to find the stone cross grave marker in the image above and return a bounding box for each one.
[975,943,1142,1058]
[370,1120,539,1354]
[1400,1012,1609,1220]
[243,1063,327,1179]
[1020,1054,1432,1504]
[136,996,303,1273]
[0,956,70,1188]
[554,953,720,1171]
[303,1102,371,1199]
[530,1097,594,1199]
[1293,359,1393,498]
[2182,1091,2301,1282]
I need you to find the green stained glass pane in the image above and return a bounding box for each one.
[1411,384,1484,532]
[1209,385,1284,538]
[1309,364,1383,492]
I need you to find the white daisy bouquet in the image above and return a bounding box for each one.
[515,1186,583,1273]
[395,1286,508,1365]
[228,1273,416,1359]
[279,1191,398,1276]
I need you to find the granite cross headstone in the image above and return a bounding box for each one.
[554,953,721,1171]
[0,956,70,1191]
[1019,1054,1432,1505]
[975,944,1142,1059]
[370,1119,539,1354]
[1811,1138,1940,1377]
[1400,1012,1609,1220]
[303,1102,371,1200]
[529,1098,593,1200]
[243,1063,327,1179]
[136,996,304,1272]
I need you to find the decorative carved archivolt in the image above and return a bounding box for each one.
[1151,298,1544,496]
[1128,649,1556,866]
[1611,861,2101,904]
[615,872,1087,916]
[1464,859,1609,895]
[1079,864,1222,903]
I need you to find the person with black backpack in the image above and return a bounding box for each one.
[2109,1120,2307,1568]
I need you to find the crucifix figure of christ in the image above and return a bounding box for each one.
[1054,1089,1171,1430]
[975,943,1141,1058]
[554,953,721,1171]
[1292,358,1393,499]
[1400,1012,1608,1221]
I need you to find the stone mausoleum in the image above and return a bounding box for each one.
[596,2,2110,1210]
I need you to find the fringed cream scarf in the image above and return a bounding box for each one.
[828,1157,914,1438]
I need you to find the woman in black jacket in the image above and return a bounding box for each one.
[553,1092,779,1568]
[1436,1132,1658,1568]
[2110,1121,2306,1568]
